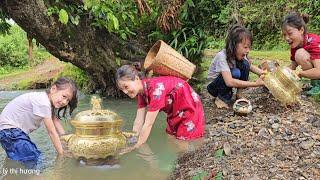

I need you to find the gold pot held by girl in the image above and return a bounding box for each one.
[263,66,302,105]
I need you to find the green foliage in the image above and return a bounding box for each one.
[44,0,320,56]
[15,77,33,90]
[47,0,139,40]
[313,94,320,103]
[147,0,218,92]
[59,9,69,24]
[148,0,320,51]
[0,25,50,68]
[214,148,224,158]
[225,0,320,49]
[215,171,223,180]
[168,27,207,61]
[192,171,208,180]
[0,25,28,67]
[0,9,11,35]
[0,66,29,78]
[58,63,89,91]
[85,0,139,40]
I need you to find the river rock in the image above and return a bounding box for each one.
[300,140,315,150]
[312,120,320,128]
[223,142,231,156]
[258,128,269,138]
[272,123,280,130]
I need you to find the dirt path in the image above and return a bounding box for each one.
[0,57,65,90]
[171,88,320,179]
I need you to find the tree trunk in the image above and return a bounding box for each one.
[27,33,33,66]
[0,0,147,96]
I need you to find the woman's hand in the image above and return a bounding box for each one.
[62,149,73,158]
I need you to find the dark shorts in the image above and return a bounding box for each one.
[0,128,41,168]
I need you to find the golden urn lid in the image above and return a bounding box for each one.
[71,96,123,127]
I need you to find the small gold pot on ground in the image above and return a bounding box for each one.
[233,98,252,115]
[61,97,128,160]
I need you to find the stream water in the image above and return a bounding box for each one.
[0,90,203,180]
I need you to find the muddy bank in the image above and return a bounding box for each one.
[0,57,65,90]
[170,87,320,179]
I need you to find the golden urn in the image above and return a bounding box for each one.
[264,67,302,105]
[61,96,130,160]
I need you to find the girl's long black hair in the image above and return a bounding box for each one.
[225,25,253,65]
[47,77,78,119]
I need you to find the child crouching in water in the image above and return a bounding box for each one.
[207,25,265,108]
[116,65,205,149]
[0,77,78,168]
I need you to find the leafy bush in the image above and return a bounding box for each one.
[0,25,50,68]
[0,25,28,67]
[58,63,89,91]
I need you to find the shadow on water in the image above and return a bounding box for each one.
[0,90,204,179]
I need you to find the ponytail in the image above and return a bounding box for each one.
[301,13,310,24]
[282,12,309,34]
[116,64,145,85]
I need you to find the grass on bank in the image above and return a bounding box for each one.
[0,66,30,79]
[13,62,89,91]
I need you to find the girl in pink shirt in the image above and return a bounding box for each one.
[0,77,78,168]
[116,65,205,149]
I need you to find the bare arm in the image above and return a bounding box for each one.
[298,60,320,79]
[288,61,298,70]
[52,115,65,136]
[132,107,147,134]
[221,71,264,88]
[135,110,159,147]
[44,117,63,155]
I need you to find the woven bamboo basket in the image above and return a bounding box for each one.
[144,40,196,80]
[263,67,301,105]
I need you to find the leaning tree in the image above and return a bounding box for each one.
[0,0,184,96]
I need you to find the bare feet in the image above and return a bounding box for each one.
[214,97,229,109]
